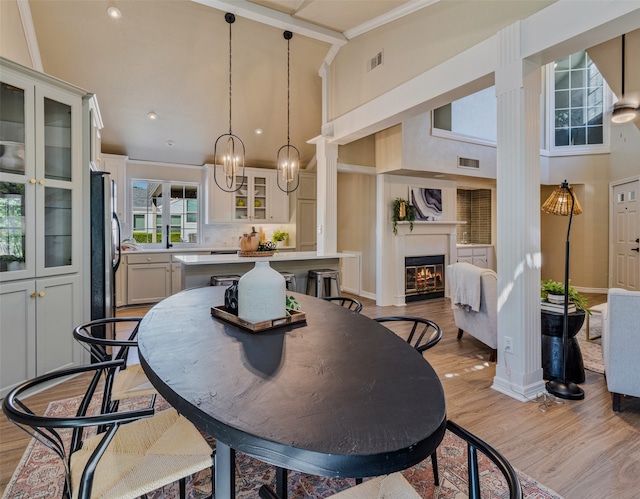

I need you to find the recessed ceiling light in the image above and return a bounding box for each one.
[107,6,121,19]
[165,140,175,147]
[255,128,263,135]
[147,111,158,120]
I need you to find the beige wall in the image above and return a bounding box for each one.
[337,172,377,295]
[609,122,640,181]
[0,0,32,67]
[338,135,375,166]
[402,112,497,178]
[329,1,553,120]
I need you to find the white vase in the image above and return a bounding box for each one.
[238,261,286,323]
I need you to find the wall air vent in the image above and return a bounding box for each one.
[366,50,383,72]
[458,157,480,169]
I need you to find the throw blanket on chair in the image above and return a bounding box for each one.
[449,262,493,312]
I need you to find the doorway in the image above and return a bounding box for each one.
[610,178,639,290]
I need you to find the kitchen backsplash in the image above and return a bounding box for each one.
[201,223,295,248]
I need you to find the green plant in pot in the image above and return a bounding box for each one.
[541,279,590,314]
[272,229,289,244]
[392,197,415,235]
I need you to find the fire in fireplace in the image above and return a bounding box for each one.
[405,255,445,302]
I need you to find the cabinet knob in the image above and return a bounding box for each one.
[30,178,37,184]
[31,292,37,298]
[38,291,45,297]
[147,257,151,261]
[39,179,45,185]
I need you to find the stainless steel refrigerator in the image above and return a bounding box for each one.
[90,170,121,339]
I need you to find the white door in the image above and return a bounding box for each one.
[612,179,639,290]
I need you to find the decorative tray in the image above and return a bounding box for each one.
[211,305,306,332]
[237,250,275,257]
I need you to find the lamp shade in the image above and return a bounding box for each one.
[541,182,582,216]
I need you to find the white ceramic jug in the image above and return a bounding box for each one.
[238,261,286,322]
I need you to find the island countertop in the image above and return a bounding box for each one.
[174,251,354,265]
[176,251,353,291]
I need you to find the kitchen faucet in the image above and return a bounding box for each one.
[166,225,173,249]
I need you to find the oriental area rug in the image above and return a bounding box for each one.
[3,396,563,499]
[576,313,604,375]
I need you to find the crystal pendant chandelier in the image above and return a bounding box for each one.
[213,13,246,192]
[276,31,300,194]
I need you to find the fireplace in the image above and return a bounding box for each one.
[405,255,445,302]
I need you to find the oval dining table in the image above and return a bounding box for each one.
[137,286,447,498]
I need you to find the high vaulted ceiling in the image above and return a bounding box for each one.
[21,0,640,168]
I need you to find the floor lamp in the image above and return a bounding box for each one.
[541,180,584,400]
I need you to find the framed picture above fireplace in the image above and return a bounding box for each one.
[410,187,443,221]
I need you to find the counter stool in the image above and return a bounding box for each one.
[306,269,341,298]
[279,271,297,292]
[210,274,241,286]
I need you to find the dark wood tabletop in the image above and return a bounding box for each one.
[138,286,447,498]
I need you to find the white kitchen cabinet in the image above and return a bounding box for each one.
[0,58,88,397]
[207,166,289,223]
[126,253,171,305]
[233,169,269,222]
[101,153,127,221]
[115,260,127,307]
[207,164,234,223]
[268,171,290,223]
[0,274,82,398]
[457,245,494,270]
[295,172,317,251]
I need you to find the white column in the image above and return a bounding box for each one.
[313,137,338,255]
[491,21,546,401]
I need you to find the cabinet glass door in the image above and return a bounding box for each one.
[0,82,26,176]
[43,98,72,182]
[234,174,249,220]
[252,175,267,221]
[0,182,26,272]
[44,187,72,268]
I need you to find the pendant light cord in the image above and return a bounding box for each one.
[228,17,233,135]
[287,35,290,146]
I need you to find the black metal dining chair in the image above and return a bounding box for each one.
[374,315,443,484]
[322,296,363,313]
[373,316,443,352]
[73,317,157,415]
[259,420,523,499]
[2,360,214,499]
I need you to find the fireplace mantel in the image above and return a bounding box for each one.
[392,221,464,306]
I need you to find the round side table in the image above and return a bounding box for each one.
[541,309,586,383]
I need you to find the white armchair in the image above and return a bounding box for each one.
[602,288,640,411]
[447,262,498,361]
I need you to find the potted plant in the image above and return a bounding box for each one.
[392,197,415,235]
[540,279,590,314]
[272,229,289,247]
[0,254,24,272]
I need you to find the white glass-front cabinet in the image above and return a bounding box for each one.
[0,57,86,397]
[207,165,289,223]
[233,170,269,222]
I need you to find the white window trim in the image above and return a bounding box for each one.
[430,123,497,148]
[543,59,612,157]
[129,178,201,247]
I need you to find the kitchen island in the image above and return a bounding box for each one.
[175,251,354,292]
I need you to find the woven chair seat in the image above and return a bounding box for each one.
[111,363,157,401]
[329,473,420,498]
[69,408,212,499]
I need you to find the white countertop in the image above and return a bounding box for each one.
[175,251,354,265]
[122,246,296,254]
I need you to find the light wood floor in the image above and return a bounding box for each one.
[2,293,639,498]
